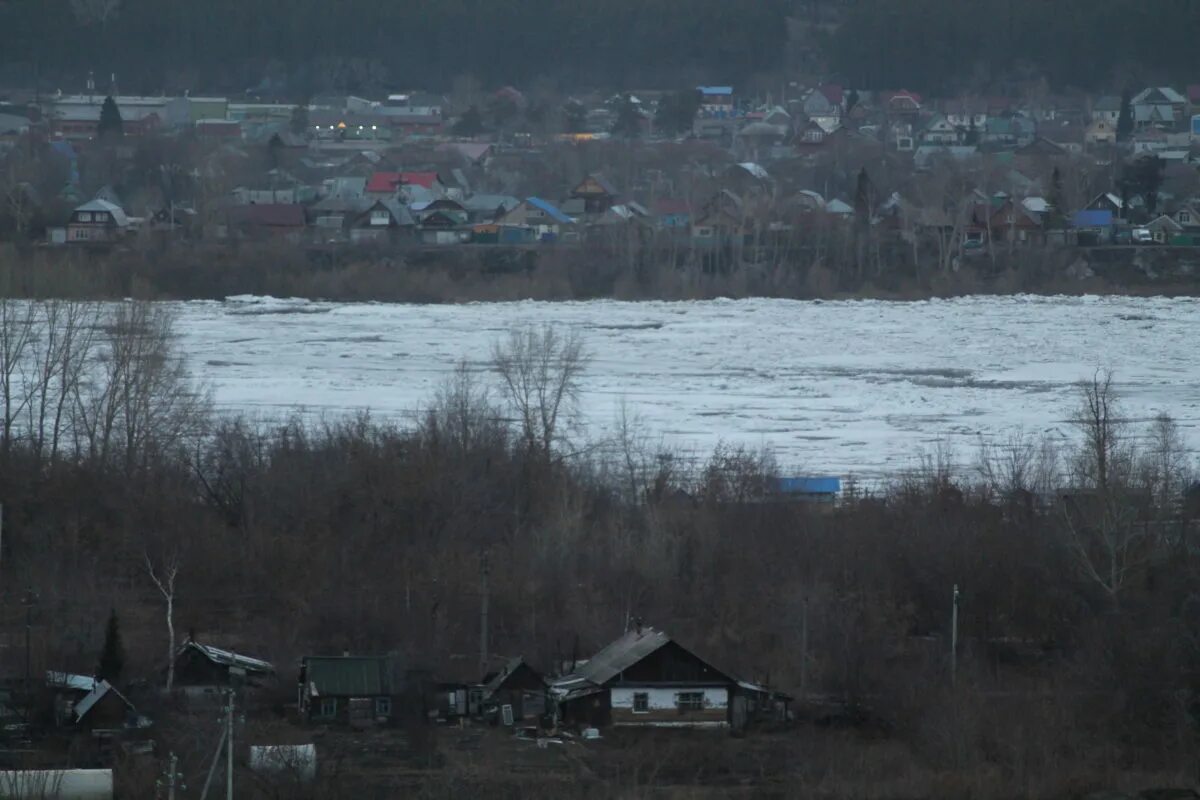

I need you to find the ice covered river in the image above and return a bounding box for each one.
[169,294,1200,478]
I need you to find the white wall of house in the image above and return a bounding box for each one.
[611,687,727,712]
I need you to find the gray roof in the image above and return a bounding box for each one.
[1094,96,1122,112]
[482,656,528,697]
[464,194,520,214]
[46,671,96,692]
[74,679,133,721]
[560,627,671,687]
[184,641,274,674]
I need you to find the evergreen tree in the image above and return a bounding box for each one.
[289,103,310,137]
[845,88,860,117]
[1116,89,1134,142]
[654,89,701,136]
[1047,166,1067,229]
[853,167,873,231]
[97,95,123,140]
[97,609,125,684]
[563,99,587,134]
[451,105,486,137]
[611,94,643,139]
[964,116,979,146]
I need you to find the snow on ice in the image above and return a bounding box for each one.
[170,295,1200,479]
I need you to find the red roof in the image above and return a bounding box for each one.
[400,172,439,189]
[367,172,403,193]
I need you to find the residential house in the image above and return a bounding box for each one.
[348,199,416,244]
[1174,203,1200,229]
[1085,119,1118,147]
[723,162,773,197]
[981,115,1036,148]
[66,199,133,244]
[1146,214,1183,242]
[800,86,841,131]
[1132,87,1186,129]
[988,199,1046,245]
[944,98,988,130]
[570,174,620,215]
[1071,209,1116,244]
[1091,96,1122,125]
[691,189,748,246]
[735,121,788,162]
[46,672,99,727]
[920,114,961,146]
[72,680,139,733]
[697,86,735,116]
[652,198,691,230]
[913,145,978,171]
[794,119,831,149]
[172,640,275,698]
[892,121,916,151]
[298,655,402,725]
[1085,192,1125,216]
[463,193,520,224]
[550,626,777,731]
[882,90,922,118]
[480,658,547,724]
[499,197,576,241]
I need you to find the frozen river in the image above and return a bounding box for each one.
[170,295,1200,478]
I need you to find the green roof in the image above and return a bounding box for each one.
[304,656,393,696]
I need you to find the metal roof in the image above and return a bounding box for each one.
[185,641,274,674]
[561,627,671,687]
[1072,209,1114,228]
[304,656,392,697]
[73,680,133,721]
[525,197,574,224]
[75,198,129,227]
[778,476,842,494]
[46,671,96,692]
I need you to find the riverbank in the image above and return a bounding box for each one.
[4,242,1200,303]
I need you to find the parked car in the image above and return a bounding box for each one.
[1132,227,1154,244]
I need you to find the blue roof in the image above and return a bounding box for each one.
[698,86,733,95]
[777,477,841,495]
[526,197,573,224]
[1072,210,1113,228]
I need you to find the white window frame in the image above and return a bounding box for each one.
[78,212,92,222]
[1180,212,1191,224]
[675,692,705,713]
[632,692,649,714]
[369,210,391,226]
[694,226,714,237]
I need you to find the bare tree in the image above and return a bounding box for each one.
[145,549,180,692]
[1060,370,1147,606]
[22,301,99,463]
[0,298,37,456]
[74,302,210,473]
[425,360,501,454]
[491,325,588,460]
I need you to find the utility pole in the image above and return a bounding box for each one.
[950,584,960,688]
[799,594,809,703]
[479,552,490,675]
[23,591,34,691]
[225,689,234,800]
[160,751,180,800]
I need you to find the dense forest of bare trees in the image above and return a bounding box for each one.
[0,305,1196,795]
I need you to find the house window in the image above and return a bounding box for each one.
[633,693,649,713]
[375,697,392,717]
[676,692,705,713]
[694,226,714,237]
[1180,212,1191,224]
[318,698,337,719]
[78,212,92,222]
[370,210,390,226]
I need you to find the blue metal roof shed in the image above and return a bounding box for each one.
[525,197,574,225]
[777,477,842,495]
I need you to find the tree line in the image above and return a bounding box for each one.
[829,0,1200,93]
[0,0,788,95]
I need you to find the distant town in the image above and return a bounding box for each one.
[1,78,1199,296]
